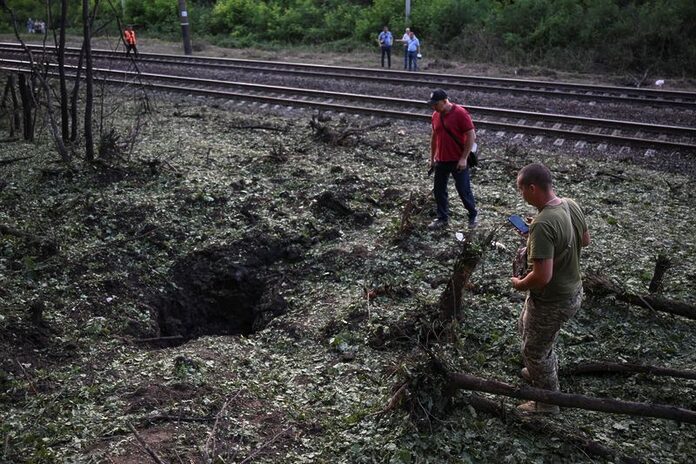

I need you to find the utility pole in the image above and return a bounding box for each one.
[178,0,192,55]
[405,0,411,23]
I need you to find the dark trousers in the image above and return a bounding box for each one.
[381,46,391,68]
[407,51,418,71]
[403,47,408,69]
[433,161,477,222]
[126,44,138,58]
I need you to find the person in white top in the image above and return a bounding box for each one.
[399,28,410,70]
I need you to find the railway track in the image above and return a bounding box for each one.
[2,42,695,110]
[1,50,695,152]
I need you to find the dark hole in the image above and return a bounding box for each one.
[152,247,286,347]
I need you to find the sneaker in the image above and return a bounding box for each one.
[520,367,531,382]
[428,219,448,230]
[517,401,560,414]
[468,217,479,229]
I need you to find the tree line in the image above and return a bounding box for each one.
[2,0,695,75]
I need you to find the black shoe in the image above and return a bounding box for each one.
[428,219,448,230]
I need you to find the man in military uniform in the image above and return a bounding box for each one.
[511,163,590,413]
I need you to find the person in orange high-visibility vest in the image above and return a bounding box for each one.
[124,25,138,58]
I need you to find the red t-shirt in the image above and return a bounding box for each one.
[431,104,475,162]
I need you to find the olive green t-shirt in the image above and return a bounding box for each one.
[526,198,587,304]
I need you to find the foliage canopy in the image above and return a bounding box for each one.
[1,0,695,75]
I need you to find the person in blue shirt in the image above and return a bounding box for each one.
[406,30,420,71]
[377,26,393,69]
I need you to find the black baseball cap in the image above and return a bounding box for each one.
[428,89,447,105]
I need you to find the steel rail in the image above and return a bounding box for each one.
[1,62,695,151]
[1,42,695,110]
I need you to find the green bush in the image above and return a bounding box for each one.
[1,0,695,75]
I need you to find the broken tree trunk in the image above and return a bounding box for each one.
[648,254,671,294]
[449,372,696,424]
[438,230,495,320]
[584,272,696,320]
[563,361,696,380]
[466,394,639,463]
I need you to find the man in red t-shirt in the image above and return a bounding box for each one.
[427,89,478,230]
[124,25,138,58]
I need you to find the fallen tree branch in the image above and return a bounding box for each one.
[239,426,292,464]
[126,422,166,464]
[563,361,696,380]
[466,394,639,463]
[449,372,696,424]
[229,124,287,132]
[0,224,49,248]
[132,335,184,343]
[584,272,696,320]
[205,391,242,460]
[0,155,32,165]
[143,414,214,423]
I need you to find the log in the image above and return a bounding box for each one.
[466,394,638,463]
[449,372,696,424]
[563,361,696,380]
[584,272,696,320]
[621,293,696,320]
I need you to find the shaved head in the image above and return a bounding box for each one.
[517,163,553,191]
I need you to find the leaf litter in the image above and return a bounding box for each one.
[0,97,694,463]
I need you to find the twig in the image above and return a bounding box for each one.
[205,391,242,460]
[0,155,32,165]
[239,426,292,464]
[144,414,214,423]
[127,422,166,464]
[368,381,408,417]
[14,359,38,395]
[229,124,287,132]
[133,335,184,343]
[3,432,9,461]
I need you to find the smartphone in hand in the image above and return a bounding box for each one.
[508,215,529,234]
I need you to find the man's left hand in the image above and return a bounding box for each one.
[511,277,525,291]
[456,157,468,171]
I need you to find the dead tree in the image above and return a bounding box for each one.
[448,371,696,424]
[0,75,21,137]
[82,0,95,160]
[17,74,34,141]
[584,272,696,320]
[70,43,85,142]
[56,0,70,141]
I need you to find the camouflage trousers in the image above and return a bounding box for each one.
[518,287,583,391]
